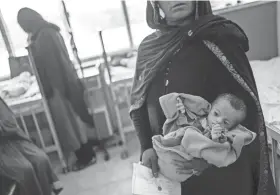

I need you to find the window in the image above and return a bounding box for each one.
[0,0,70,79]
[0,0,263,80]
[0,31,10,79]
[0,0,68,55]
[63,0,130,59]
[210,0,259,10]
[126,1,154,47]
[126,0,259,47]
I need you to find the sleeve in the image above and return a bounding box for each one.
[130,104,153,157]
[30,29,70,99]
[0,98,29,140]
[30,31,59,98]
[31,49,53,99]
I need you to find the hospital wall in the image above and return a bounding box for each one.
[215,1,278,61]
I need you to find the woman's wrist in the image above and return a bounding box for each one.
[141,145,153,154]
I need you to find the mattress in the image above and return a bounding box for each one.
[250,56,280,150]
[250,57,280,125]
[0,72,41,106]
[0,63,135,107]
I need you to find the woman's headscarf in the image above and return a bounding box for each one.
[17,7,59,35]
[147,1,213,30]
[130,1,229,112]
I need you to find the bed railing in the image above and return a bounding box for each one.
[266,123,280,193]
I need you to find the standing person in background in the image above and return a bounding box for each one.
[130,1,276,195]
[17,7,100,171]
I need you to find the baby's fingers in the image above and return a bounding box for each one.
[177,97,183,103]
[176,104,185,113]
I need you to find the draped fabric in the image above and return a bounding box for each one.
[0,98,57,195]
[130,1,276,195]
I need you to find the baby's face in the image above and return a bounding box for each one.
[207,99,245,130]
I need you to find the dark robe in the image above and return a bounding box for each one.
[28,25,94,127]
[0,98,58,195]
[17,7,96,166]
[130,1,276,195]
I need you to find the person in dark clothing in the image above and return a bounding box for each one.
[0,98,63,195]
[130,1,276,195]
[17,7,103,171]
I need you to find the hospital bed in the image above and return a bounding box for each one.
[0,54,136,167]
[250,56,280,191]
[0,71,68,172]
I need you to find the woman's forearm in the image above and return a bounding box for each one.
[131,105,153,153]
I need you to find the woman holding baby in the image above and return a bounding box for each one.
[130,1,276,195]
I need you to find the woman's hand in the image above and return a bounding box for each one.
[142,148,159,178]
[172,157,211,175]
[176,97,186,114]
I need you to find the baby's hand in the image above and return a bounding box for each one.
[211,124,227,143]
[176,98,185,114]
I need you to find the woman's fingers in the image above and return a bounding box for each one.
[172,159,193,169]
[191,158,210,172]
[141,148,159,178]
[172,159,183,167]
[150,158,159,178]
[176,169,194,175]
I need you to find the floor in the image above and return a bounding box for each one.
[57,132,140,195]
[53,131,280,195]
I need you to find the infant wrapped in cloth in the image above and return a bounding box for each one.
[152,93,256,182]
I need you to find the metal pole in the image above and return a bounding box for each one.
[277,1,280,56]
[61,0,85,78]
[98,30,112,83]
[27,45,67,171]
[121,0,134,49]
[0,9,15,57]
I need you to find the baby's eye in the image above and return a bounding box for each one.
[224,120,229,125]
[214,111,218,116]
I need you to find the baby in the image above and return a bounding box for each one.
[176,93,247,144]
[152,93,256,182]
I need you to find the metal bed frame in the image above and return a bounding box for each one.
[7,50,68,172]
[266,123,280,193]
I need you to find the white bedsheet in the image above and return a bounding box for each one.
[250,57,280,124]
[0,72,41,106]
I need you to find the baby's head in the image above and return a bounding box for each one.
[207,93,247,130]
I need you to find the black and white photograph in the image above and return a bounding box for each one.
[0,1,279,195]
